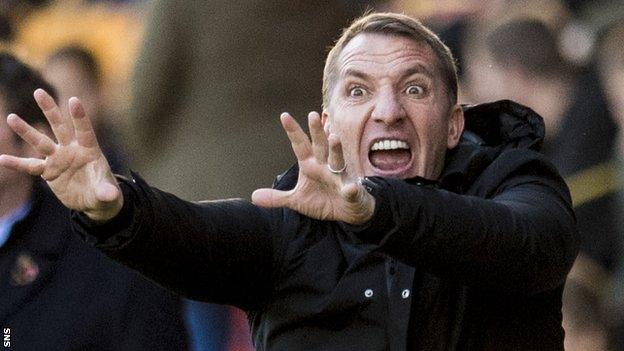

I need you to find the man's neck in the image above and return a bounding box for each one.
[0,176,33,218]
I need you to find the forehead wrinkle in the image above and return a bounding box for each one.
[339,34,433,63]
[339,54,434,83]
[339,43,410,62]
[337,37,436,83]
[341,46,431,65]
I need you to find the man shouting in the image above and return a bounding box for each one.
[0,12,577,351]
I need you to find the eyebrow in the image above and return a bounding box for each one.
[401,64,434,78]
[342,68,371,81]
[342,63,434,82]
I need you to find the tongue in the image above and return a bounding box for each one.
[369,150,411,170]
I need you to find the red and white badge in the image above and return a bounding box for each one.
[11,253,39,286]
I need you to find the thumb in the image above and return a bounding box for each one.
[252,188,290,208]
[340,182,375,225]
[94,181,121,203]
[341,182,366,203]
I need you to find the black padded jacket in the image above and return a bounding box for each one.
[73,100,578,351]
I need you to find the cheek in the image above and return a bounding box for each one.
[413,111,451,151]
[329,106,365,138]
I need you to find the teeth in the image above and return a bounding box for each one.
[371,139,409,151]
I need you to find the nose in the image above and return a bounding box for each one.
[371,89,406,126]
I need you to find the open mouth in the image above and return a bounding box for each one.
[368,139,412,173]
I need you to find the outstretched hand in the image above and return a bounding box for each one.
[252,112,375,225]
[0,89,122,222]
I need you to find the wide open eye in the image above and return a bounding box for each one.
[349,87,366,97]
[405,85,424,96]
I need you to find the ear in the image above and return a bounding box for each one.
[446,104,464,149]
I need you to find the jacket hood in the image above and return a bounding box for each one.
[461,99,544,151]
[440,100,545,193]
[274,100,546,193]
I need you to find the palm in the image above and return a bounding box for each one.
[290,166,342,221]
[45,143,110,211]
[252,112,374,225]
[0,89,121,221]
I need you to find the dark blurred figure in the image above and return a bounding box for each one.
[464,17,621,350]
[42,45,127,174]
[466,19,622,350]
[466,19,577,143]
[0,52,188,350]
[597,19,624,350]
[128,3,355,349]
[465,18,620,272]
[597,20,624,152]
[128,0,354,199]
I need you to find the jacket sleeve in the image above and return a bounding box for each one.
[351,150,579,295]
[71,173,282,310]
[118,276,189,351]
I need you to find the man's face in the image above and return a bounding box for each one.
[323,33,463,180]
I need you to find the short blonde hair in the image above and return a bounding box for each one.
[322,12,458,110]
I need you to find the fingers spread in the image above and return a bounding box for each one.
[308,111,328,163]
[327,133,346,174]
[7,114,56,155]
[69,97,98,148]
[251,188,290,208]
[281,113,312,161]
[0,155,45,176]
[34,88,74,145]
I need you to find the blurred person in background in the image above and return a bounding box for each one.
[10,0,143,116]
[128,1,355,350]
[42,45,127,174]
[597,20,624,153]
[463,17,621,274]
[597,18,624,349]
[461,13,621,350]
[127,0,354,200]
[0,52,188,350]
